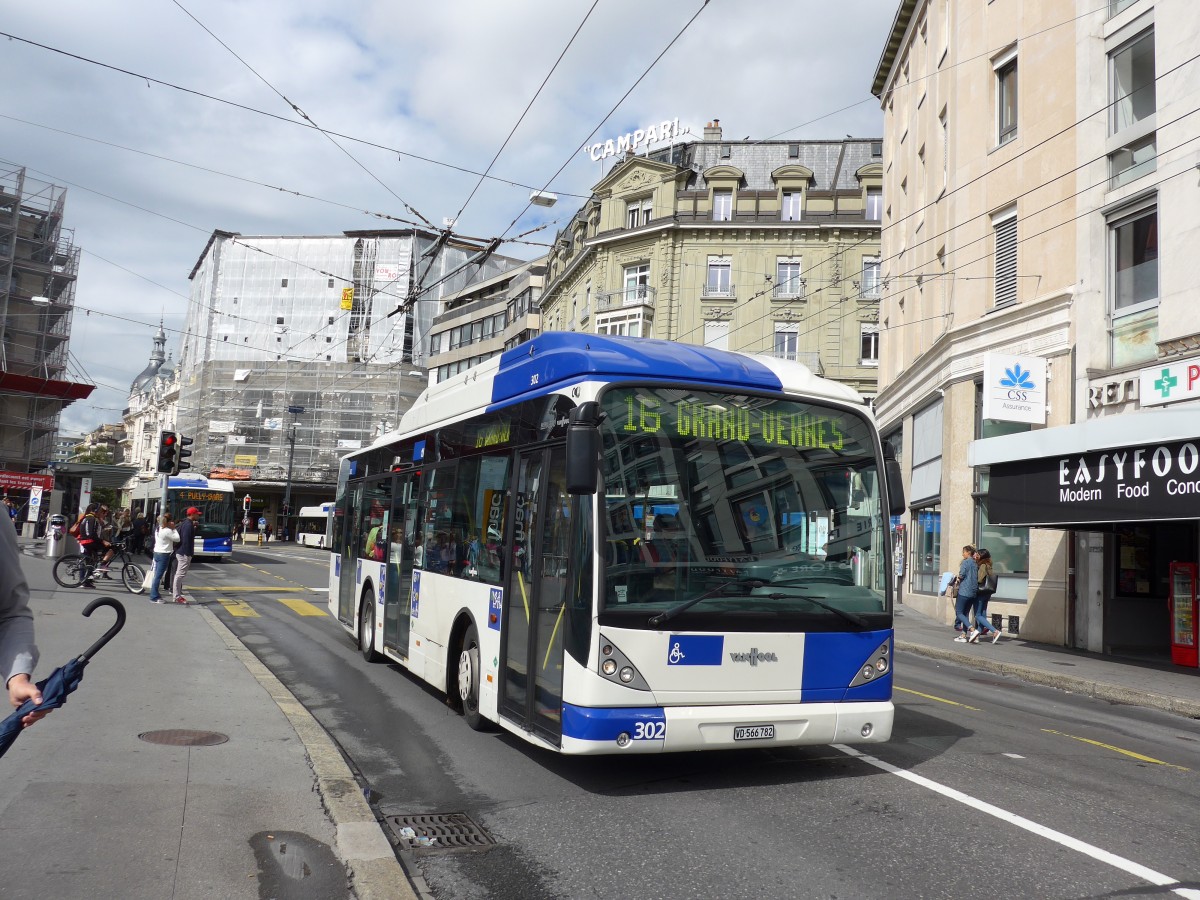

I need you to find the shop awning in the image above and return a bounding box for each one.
[970,408,1200,528]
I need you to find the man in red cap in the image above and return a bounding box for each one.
[172,507,202,604]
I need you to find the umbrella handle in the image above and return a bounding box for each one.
[78,597,127,662]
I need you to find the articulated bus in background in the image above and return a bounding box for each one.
[296,503,334,547]
[129,475,236,558]
[327,333,904,756]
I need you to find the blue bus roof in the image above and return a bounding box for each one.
[490,333,783,405]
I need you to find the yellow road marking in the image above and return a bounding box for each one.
[1042,729,1190,770]
[895,686,982,711]
[188,586,308,592]
[217,598,260,618]
[278,598,329,617]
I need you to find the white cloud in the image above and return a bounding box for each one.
[1,0,894,434]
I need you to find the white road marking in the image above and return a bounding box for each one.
[309,587,329,592]
[834,745,1200,900]
[1002,752,1026,759]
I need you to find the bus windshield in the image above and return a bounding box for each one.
[599,385,888,628]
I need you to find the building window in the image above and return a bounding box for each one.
[860,325,879,366]
[871,141,883,157]
[861,257,881,297]
[705,256,733,297]
[938,108,948,190]
[703,320,729,351]
[910,505,943,595]
[781,191,803,222]
[712,189,733,222]
[625,197,653,228]
[596,311,647,338]
[788,143,800,158]
[773,323,798,360]
[775,258,803,298]
[995,52,1018,146]
[992,208,1017,306]
[866,189,882,221]
[623,263,650,301]
[1110,201,1159,366]
[1109,29,1156,188]
[281,278,289,288]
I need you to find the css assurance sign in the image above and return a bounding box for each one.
[983,352,1047,424]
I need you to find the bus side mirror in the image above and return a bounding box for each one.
[565,401,603,495]
[885,457,905,516]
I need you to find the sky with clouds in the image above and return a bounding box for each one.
[1,0,895,435]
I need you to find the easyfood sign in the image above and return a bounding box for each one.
[987,438,1200,526]
[982,352,1047,424]
[1140,357,1200,407]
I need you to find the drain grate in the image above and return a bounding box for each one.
[138,729,229,746]
[385,813,495,853]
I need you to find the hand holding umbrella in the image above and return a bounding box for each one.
[6,674,48,728]
[0,597,126,758]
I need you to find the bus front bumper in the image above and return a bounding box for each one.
[559,700,893,755]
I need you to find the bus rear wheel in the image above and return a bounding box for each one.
[457,623,485,731]
[359,587,381,663]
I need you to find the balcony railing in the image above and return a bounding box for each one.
[701,283,736,300]
[595,286,656,312]
[772,280,806,300]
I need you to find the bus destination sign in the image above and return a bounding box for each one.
[179,490,226,503]
[614,392,846,451]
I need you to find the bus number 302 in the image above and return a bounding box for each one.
[633,721,666,740]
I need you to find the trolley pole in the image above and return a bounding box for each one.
[281,405,304,540]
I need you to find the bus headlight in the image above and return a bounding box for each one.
[619,667,635,683]
[861,665,875,680]
[596,635,649,690]
[602,659,617,676]
[849,636,893,688]
[875,657,889,673]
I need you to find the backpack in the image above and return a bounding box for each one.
[68,514,83,538]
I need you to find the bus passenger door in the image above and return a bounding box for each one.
[337,481,363,626]
[383,474,418,658]
[500,446,568,745]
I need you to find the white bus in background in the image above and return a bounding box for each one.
[296,503,334,547]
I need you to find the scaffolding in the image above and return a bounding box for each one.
[0,162,85,473]
[178,230,522,487]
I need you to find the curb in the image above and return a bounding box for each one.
[897,640,1200,720]
[199,607,416,900]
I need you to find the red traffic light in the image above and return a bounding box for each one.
[163,435,176,446]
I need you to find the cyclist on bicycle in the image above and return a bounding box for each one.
[77,503,117,587]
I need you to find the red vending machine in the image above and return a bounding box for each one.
[1169,562,1198,668]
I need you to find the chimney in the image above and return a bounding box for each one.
[703,119,722,142]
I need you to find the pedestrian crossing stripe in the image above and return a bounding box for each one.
[278,598,329,617]
[218,598,259,618]
[214,598,329,618]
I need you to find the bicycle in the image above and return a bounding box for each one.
[53,540,147,594]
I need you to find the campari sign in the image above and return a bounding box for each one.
[982,352,1047,425]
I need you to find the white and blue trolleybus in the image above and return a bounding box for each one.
[296,503,334,547]
[129,475,237,558]
[328,333,904,755]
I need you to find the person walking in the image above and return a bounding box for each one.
[148,513,180,605]
[972,548,1002,643]
[172,507,201,605]
[953,544,979,643]
[1,512,50,728]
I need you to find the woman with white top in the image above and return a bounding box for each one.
[149,513,180,605]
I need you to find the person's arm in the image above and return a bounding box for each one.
[0,517,45,726]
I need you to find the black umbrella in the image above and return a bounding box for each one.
[0,597,126,759]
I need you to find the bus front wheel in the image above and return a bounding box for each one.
[457,623,485,731]
[359,587,381,663]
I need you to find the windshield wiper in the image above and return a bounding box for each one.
[758,580,873,628]
[648,579,768,628]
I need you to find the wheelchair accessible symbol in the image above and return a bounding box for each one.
[668,642,686,664]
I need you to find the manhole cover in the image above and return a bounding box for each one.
[385,813,495,853]
[138,729,229,746]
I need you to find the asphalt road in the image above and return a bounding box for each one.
[189,544,1200,900]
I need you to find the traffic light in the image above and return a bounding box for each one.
[243,495,252,512]
[172,434,194,475]
[280,503,292,517]
[156,431,177,474]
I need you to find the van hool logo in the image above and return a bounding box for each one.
[728,648,778,666]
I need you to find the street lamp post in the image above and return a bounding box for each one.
[281,405,304,541]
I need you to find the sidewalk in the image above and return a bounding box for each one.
[2,538,413,900]
[895,604,1200,719]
